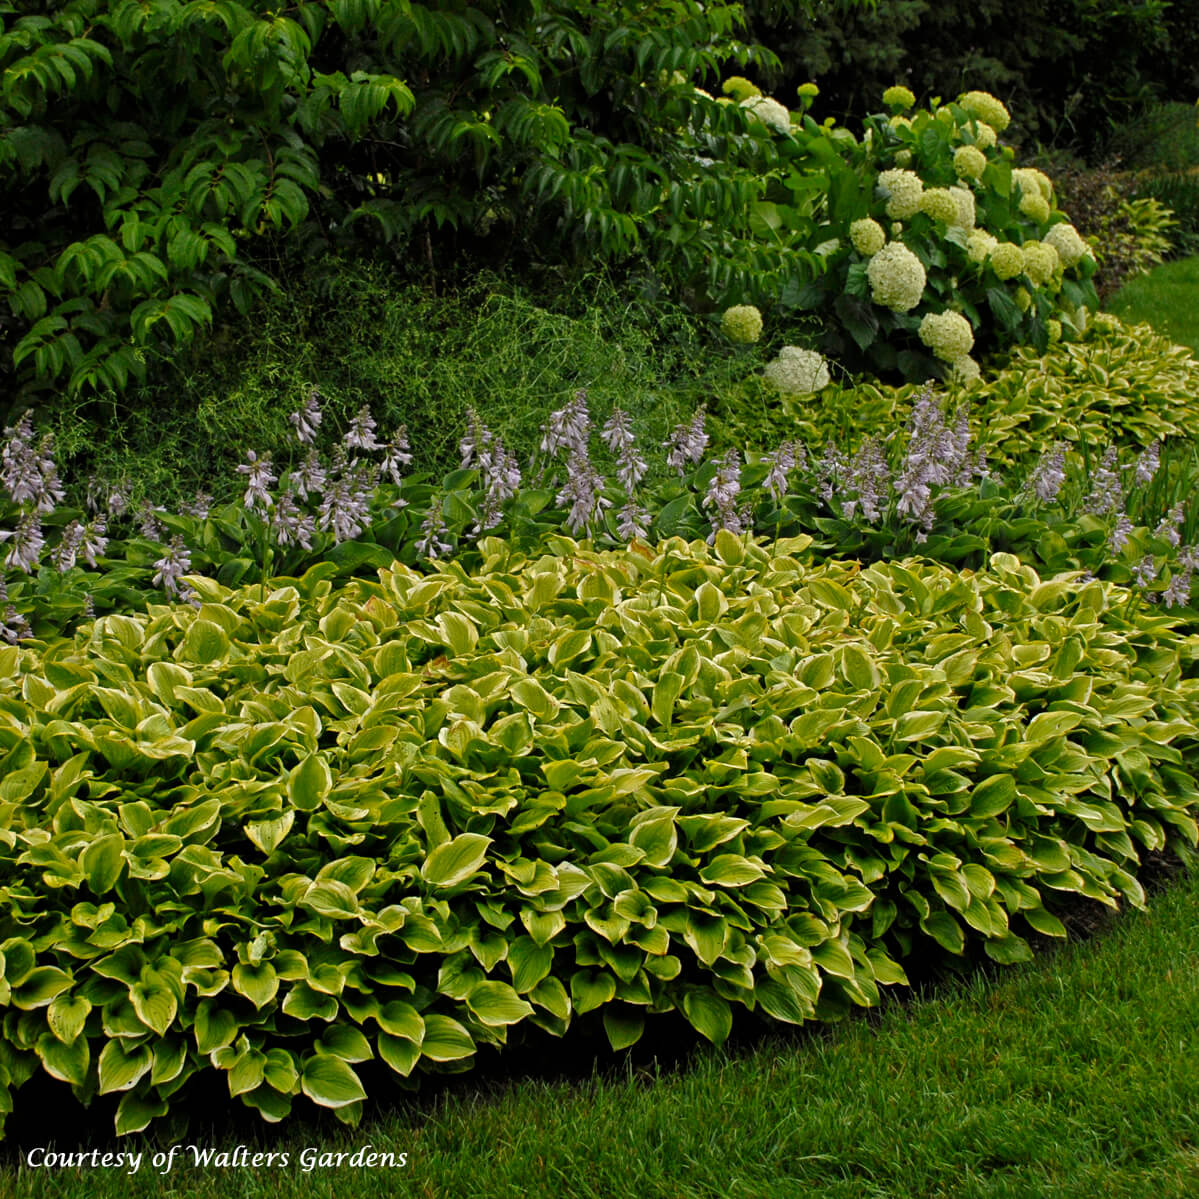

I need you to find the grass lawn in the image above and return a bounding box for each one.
[3,866,1197,1199]
[1107,256,1199,354]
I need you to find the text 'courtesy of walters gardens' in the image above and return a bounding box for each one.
[22,1145,410,1174]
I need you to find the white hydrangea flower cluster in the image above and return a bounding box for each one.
[741,94,791,134]
[721,305,763,343]
[950,186,975,229]
[987,242,1025,280]
[967,229,997,263]
[763,347,831,396]
[919,188,960,224]
[876,168,924,219]
[1021,240,1061,287]
[918,310,975,362]
[866,241,926,311]
[1044,222,1089,268]
[953,144,987,179]
[958,90,1011,132]
[849,217,886,256]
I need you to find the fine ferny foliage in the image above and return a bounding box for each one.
[1,533,1197,1135]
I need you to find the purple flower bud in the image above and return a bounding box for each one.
[345,404,380,453]
[237,450,276,511]
[667,406,708,476]
[290,388,323,445]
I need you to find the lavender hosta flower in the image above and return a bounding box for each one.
[816,444,846,505]
[847,438,891,523]
[1084,447,1123,516]
[270,491,316,551]
[763,439,804,502]
[479,439,522,533]
[1109,513,1134,553]
[893,388,968,533]
[415,503,452,560]
[318,452,377,544]
[1163,566,1193,608]
[540,390,591,461]
[136,503,167,541]
[381,425,413,488]
[52,520,86,572]
[152,536,193,600]
[81,593,95,621]
[1155,504,1184,547]
[290,388,323,445]
[616,499,652,542]
[703,449,747,537]
[667,406,708,476]
[344,404,380,453]
[1132,555,1158,587]
[0,511,44,573]
[1,603,32,644]
[1133,441,1161,488]
[1027,443,1066,504]
[1180,545,1199,572]
[180,492,212,520]
[290,448,326,499]
[556,450,612,537]
[79,516,108,567]
[601,408,648,495]
[238,450,276,511]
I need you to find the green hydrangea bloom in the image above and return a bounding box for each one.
[949,354,982,385]
[918,310,975,362]
[949,186,976,229]
[1044,222,1089,268]
[741,95,791,134]
[958,90,1011,132]
[867,241,926,311]
[1019,192,1051,224]
[1021,240,1060,287]
[796,82,820,99]
[894,148,913,166]
[988,242,1024,280]
[919,187,960,223]
[722,76,761,102]
[877,168,923,219]
[883,85,915,111]
[967,230,998,263]
[764,346,830,395]
[1013,167,1053,202]
[721,305,763,344]
[953,145,987,180]
[1014,287,1032,312]
[1047,319,1063,343]
[850,218,886,256]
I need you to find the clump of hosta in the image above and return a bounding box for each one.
[918,310,975,363]
[958,90,1011,132]
[876,168,924,219]
[721,304,763,344]
[866,242,926,311]
[953,144,987,180]
[850,218,886,256]
[764,346,831,396]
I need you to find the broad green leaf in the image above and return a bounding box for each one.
[420,1014,476,1062]
[115,1090,169,1136]
[970,774,1016,818]
[130,976,178,1035]
[421,833,492,888]
[47,994,92,1043]
[602,1006,645,1050]
[465,980,535,1027]
[378,1032,422,1077]
[288,754,332,811]
[233,962,279,1009]
[301,1055,366,1109]
[629,814,677,868]
[682,987,733,1044]
[12,966,73,1010]
[36,1033,90,1086]
[80,834,125,894]
[508,937,554,993]
[98,1040,153,1094]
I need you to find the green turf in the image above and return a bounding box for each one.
[4,869,1198,1199]
[1107,256,1199,355]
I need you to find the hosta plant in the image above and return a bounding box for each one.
[0,536,1197,1135]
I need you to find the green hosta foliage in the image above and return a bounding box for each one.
[713,316,1199,470]
[0,0,791,403]
[1,535,1198,1134]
